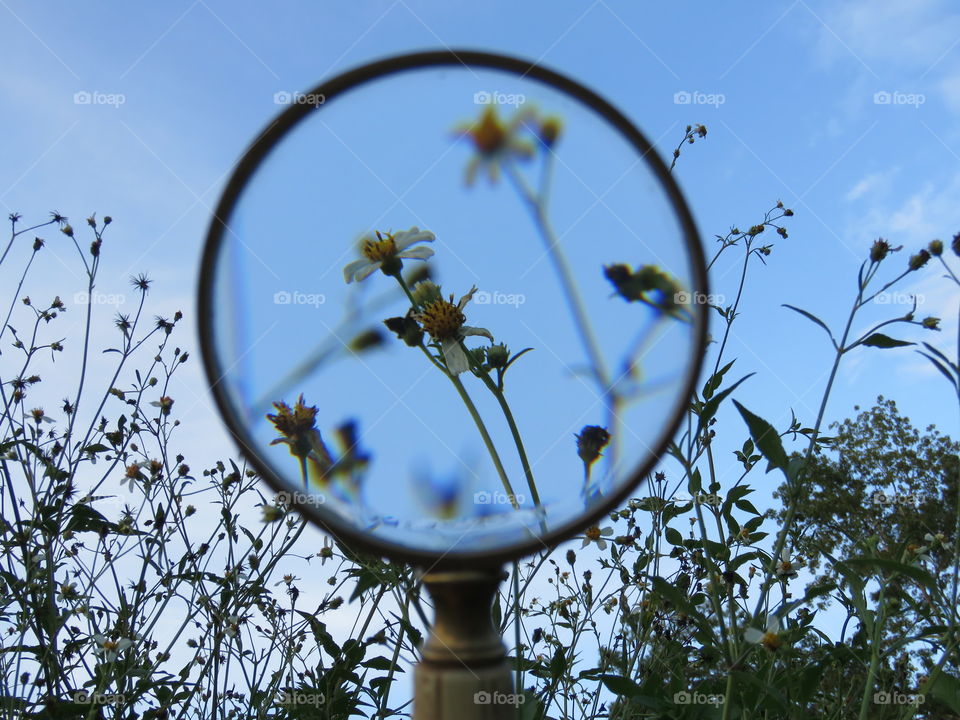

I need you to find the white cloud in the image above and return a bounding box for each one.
[845,168,898,202]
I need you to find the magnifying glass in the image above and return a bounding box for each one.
[198,49,707,718]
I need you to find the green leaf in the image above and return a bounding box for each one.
[361,656,399,672]
[702,359,735,400]
[664,527,684,546]
[782,304,837,347]
[929,672,960,713]
[859,333,915,349]
[838,557,938,594]
[599,674,643,698]
[732,401,789,473]
[696,373,755,440]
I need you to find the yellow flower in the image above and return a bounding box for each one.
[415,286,493,375]
[454,106,535,185]
[342,227,435,283]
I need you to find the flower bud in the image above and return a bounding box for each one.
[576,425,611,465]
[908,249,930,271]
[870,238,890,263]
[929,239,943,256]
[61,224,73,237]
[486,343,509,368]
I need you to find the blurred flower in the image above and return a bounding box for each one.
[908,249,931,271]
[922,317,940,330]
[576,426,611,466]
[603,263,687,318]
[454,105,535,185]
[870,238,891,263]
[581,525,614,550]
[537,115,562,148]
[93,635,132,662]
[150,396,174,416]
[384,312,425,347]
[416,286,493,375]
[225,615,241,638]
[343,227,435,283]
[929,239,943,256]
[744,616,782,651]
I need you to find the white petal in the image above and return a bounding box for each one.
[780,547,790,562]
[393,228,435,251]
[343,258,376,283]
[398,246,435,261]
[457,285,479,310]
[460,325,493,342]
[744,628,763,644]
[766,615,780,633]
[441,340,470,375]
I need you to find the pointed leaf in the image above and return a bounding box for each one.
[859,333,914,349]
[782,304,836,347]
[732,401,788,472]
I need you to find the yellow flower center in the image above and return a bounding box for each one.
[419,298,465,340]
[103,640,119,651]
[761,632,782,651]
[361,233,397,262]
[470,108,506,155]
[585,526,602,541]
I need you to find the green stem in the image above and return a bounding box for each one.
[394,274,519,507]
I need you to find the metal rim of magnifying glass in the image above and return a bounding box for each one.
[197,49,709,570]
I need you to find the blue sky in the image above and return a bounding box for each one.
[1,1,958,564]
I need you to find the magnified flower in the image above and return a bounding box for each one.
[416,286,493,375]
[342,227,435,283]
[744,615,783,651]
[454,105,535,186]
[267,395,331,463]
[603,263,688,319]
[581,525,614,550]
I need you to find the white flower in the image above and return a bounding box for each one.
[225,615,241,638]
[342,227,435,283]
[744,615,782,651]
[581,525,614,550]
[776,547,798,579]
[415,286,493,375]
[93,635,133,662]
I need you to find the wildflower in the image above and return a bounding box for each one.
[908,249,931,271]
[603,263,686,317]
[922,317,940,330]
[410,280,442,308]
[225,615,241,638]
[576,426,611,465]
[775,547,799,580]
[929,239,943,256]
[342,227,435,283]
[319,537,334,564]
[262,504,286,523]
[93,635,133,662]
[581,525,614,550]
[415,286,493,375]
[908,542,931,564]
[485,343,510,369]
[150,396,174,416]
[131,273,151,291]
[870,238,890,263]
[454,105,535,185]
[57,582,79,602]
[29,408,54,425]
[123,463,146,492]
[348,328,385,353]
[538,116,562,148]
[266,394,331,466]
[744,616,783,651]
